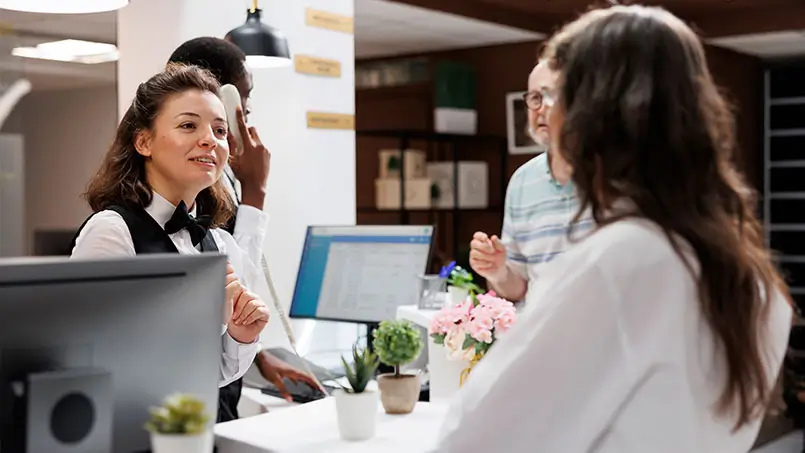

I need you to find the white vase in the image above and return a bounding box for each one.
[427,337,468,402]
[150,431,213,453]
[334,389,378,441]
[447,286,469,307]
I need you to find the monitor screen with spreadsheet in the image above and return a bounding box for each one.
[289,225,434,323]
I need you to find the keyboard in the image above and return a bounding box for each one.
[260,379,336,403]
[258,348,344,404]
[256,348,431,403]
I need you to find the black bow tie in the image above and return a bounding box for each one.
[164,201,212,246]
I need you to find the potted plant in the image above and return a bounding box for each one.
[429,291,518,386]
[145,393,212,453]
[334,344,381,441]
[440,261,483,307]
[372,319,424,414]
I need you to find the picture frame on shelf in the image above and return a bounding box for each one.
[505,91,547,155]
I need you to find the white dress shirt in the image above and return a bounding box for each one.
[434,217,792,453]
[70,192,269,388]
[222,165,269,267]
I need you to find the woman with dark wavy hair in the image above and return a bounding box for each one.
[70,63,270,421]
[433,5,792,453]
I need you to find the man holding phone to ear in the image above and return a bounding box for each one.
[168,37,321,421]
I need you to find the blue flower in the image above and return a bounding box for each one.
[439,261,457,278]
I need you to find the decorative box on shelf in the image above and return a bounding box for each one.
[375,178,432,210]
[433,61,477,135]
[426,161,489,209]
[378,149,427,179]
[434,108,477,135]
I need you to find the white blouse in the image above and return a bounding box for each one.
[433,217,792,453]
[221,165,269,268]
[70,192,269,388]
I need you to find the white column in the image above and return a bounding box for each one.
[117,0,356,352]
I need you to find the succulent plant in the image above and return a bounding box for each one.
[372,319,423,377]
[341,343,380,393]
[144,393,210,435]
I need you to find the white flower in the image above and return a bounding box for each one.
[444,328,476,362]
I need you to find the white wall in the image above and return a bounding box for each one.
[1,85,117,251]
[0,134,24,257]
[255,0,357,352]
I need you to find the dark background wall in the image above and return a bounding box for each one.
[356,40,764,266]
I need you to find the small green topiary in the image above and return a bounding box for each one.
[342,343,380,393]
[144,393,210,435]
[372,319,423,378]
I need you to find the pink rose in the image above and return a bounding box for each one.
[467,309,494,343]
[429,311,450,335]
[494,307,517,334]
[477,292,515,317]
[429,302,471,336]
[468,321,493,343]
[470,306,495,331]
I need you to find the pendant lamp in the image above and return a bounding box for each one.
[226,0,291,69]
[0,0,128,14]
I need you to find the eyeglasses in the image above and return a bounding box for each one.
[522,88,556,111]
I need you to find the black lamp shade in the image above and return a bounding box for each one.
[227,9,291,66]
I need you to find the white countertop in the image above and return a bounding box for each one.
[397,305,439,329]
[215,398,448,453]
[224,389,802,453]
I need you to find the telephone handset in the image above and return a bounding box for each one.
[219,84,244,157]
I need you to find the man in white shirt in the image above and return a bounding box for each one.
[469,61,591,301]
[168,37,321,408]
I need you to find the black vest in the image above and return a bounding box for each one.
[71,204,242,423]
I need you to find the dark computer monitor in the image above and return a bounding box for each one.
[0,254,226,453]
[289,225,434,325]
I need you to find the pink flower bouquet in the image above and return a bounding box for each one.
[428,291,517,382]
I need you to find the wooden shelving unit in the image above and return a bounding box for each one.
[356,129,508,271]
[764,66,805,309]
[764,64,805,437]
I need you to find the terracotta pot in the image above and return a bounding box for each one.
[377,373,420,414]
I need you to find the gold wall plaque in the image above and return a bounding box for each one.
[306,112,355,130]
[294,55,342,77]
[305,8,354,34]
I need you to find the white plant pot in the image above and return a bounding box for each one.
[334,389,379,441]
[150,431,213,453]
[447,286,469,307]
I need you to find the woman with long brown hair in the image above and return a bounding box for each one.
[433,5,792,452]
[70,63,270,421]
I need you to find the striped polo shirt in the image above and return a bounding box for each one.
[501,153,594,286]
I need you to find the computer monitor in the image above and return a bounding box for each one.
[289,225,434,324]
[0,254,226,453]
